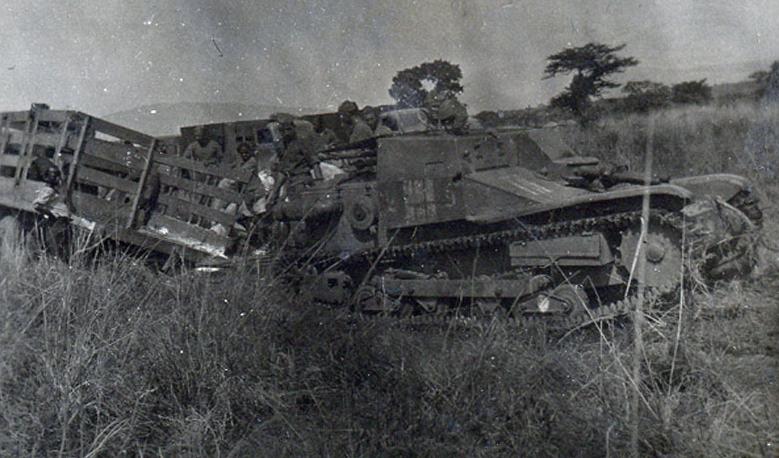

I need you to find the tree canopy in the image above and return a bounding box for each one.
[622,80,671,112]
[544,43,638,117]
[389,60,464,108]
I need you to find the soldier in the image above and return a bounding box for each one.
[363,106,393,137]
[424,89,469,132]
[348,106,374,144]
[184,126,222,181]
[266,113,317,206]
[27,146,61,186]
[210,142,263,234]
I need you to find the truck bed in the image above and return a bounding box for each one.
[0,106,256,261]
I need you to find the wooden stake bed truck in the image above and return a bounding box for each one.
[0,104,255,262]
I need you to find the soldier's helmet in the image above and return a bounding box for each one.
[193,125,206,140]
[337,100,359,115]
[270,113,296,142]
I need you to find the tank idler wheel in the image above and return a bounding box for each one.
[620,224,683,290]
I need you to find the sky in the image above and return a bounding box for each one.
[0,0,776,116]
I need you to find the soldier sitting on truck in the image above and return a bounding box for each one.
[423,89,469,132]
[184,126,222,182]
[210,142,267,235]
[364,106,393,137]
[266,113,319,207]
[29,146,63,215]
[27,146,61,186]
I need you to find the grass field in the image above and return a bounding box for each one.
[0,101,777,456]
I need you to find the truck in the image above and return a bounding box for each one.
[0,104,258,263]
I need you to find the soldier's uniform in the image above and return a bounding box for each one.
[348,116,374,143]
[374,123,393,137]
[424,90,468,132]
[184,139,221,166]
[266,114,319,206]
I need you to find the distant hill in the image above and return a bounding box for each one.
[103,102,322,136]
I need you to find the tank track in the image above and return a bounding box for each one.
[313,208,689,332]
[344,280,678,334]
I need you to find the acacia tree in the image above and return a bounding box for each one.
[544,42,638,117]
[389,60,464,108]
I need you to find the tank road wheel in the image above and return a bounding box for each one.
[471,298,505,319]
[619,224,683,290]
[346,196,376,231]
[416,298,447,317]
[353,284,404,316]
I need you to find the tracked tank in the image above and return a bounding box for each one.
[267,124,762,330]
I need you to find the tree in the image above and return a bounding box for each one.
[544,42,638,117]
[749,60,779,100]
[622,80,671,113]
[389,60,464,108]
[671,79,712,105]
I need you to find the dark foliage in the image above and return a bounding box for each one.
[544,42,638,117]
[671,79,712,105]
[622,80,671,113]
[388,60,464,108]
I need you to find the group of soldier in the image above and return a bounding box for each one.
[178,100,394,234]
[177,92,473,235]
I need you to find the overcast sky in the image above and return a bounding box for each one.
[0,0,776,116]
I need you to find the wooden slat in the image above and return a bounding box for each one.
[53,117,71,160]
[7,129,80,151]
[6,130,67,150]
[158,174,243,204]
[127,139,157,228]
[78,153,134,175]
[0,115,9,155]
[83,138,145,170]
[15,115,39,184]
[158,193,238,227]
[1,112,30,123]
[153,152,252,183]
[64,118,90,202]
[143,214,232,251]
[90,116,154,147]
[70,190,131,228]
[0,155,19,168]
[35,110,76,123]
[76,166,137,194]
[69,192,230,257]
[0,176,50,212]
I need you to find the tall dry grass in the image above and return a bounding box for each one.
[565,101,779,184]
[1,232,776,456]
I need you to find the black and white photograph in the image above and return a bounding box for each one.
[0,1,777,456]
